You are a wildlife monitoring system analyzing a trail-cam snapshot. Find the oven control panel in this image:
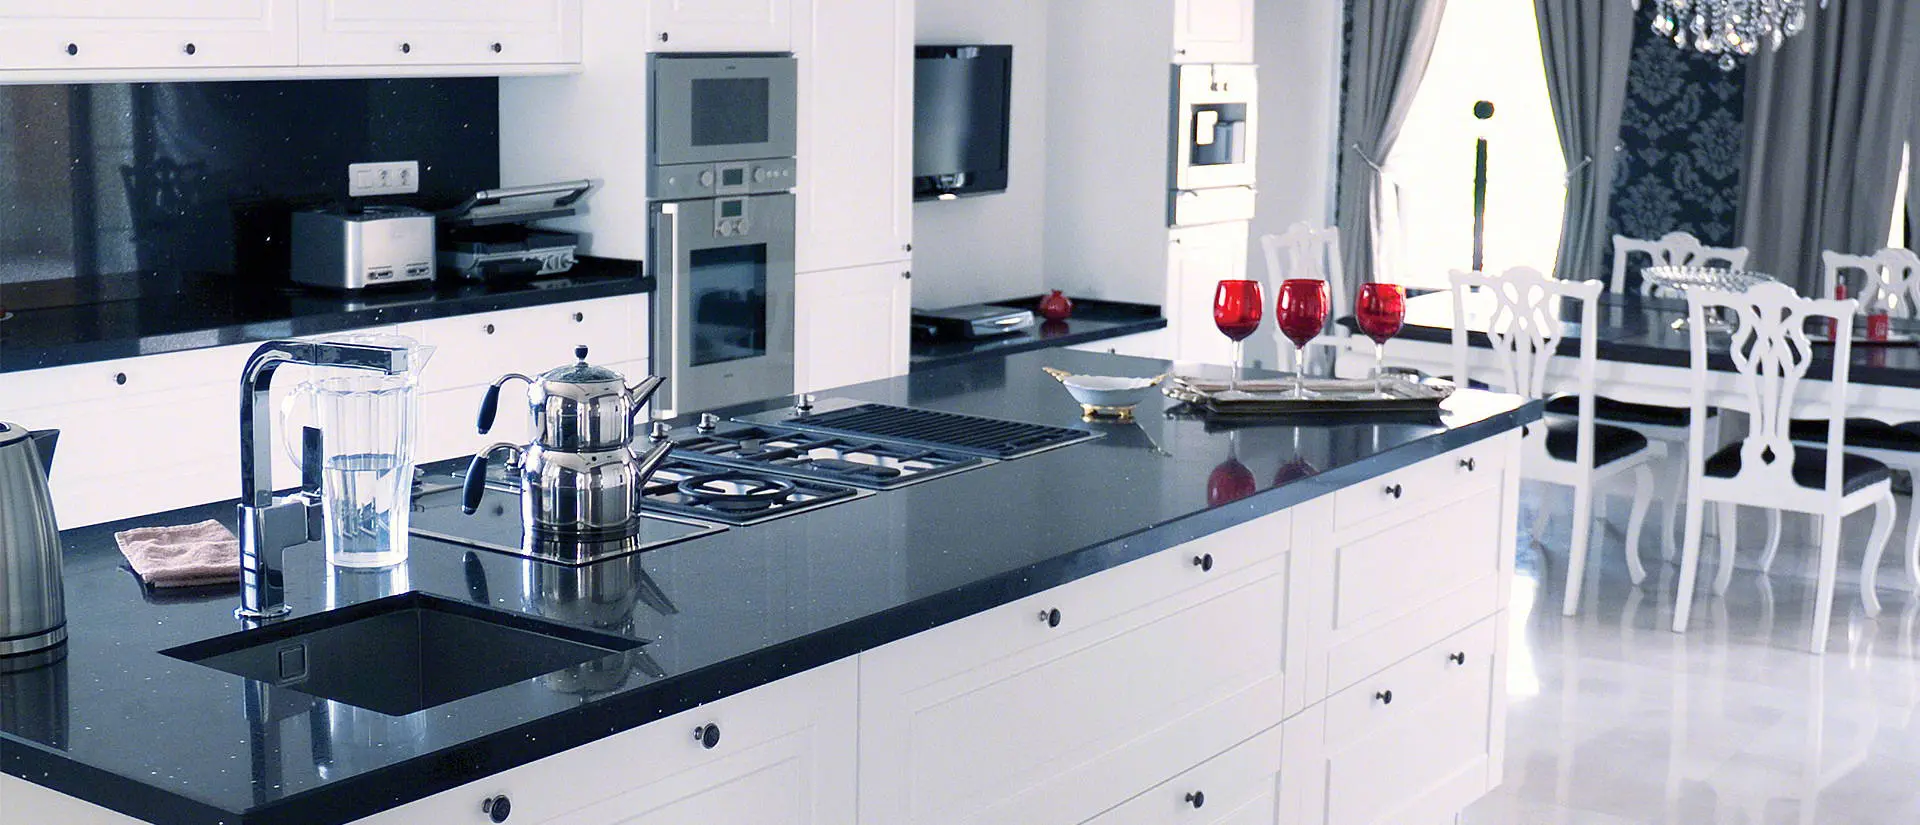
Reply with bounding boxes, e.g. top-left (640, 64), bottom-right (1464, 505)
top-left (649, 158), bottom-right (797, 201)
